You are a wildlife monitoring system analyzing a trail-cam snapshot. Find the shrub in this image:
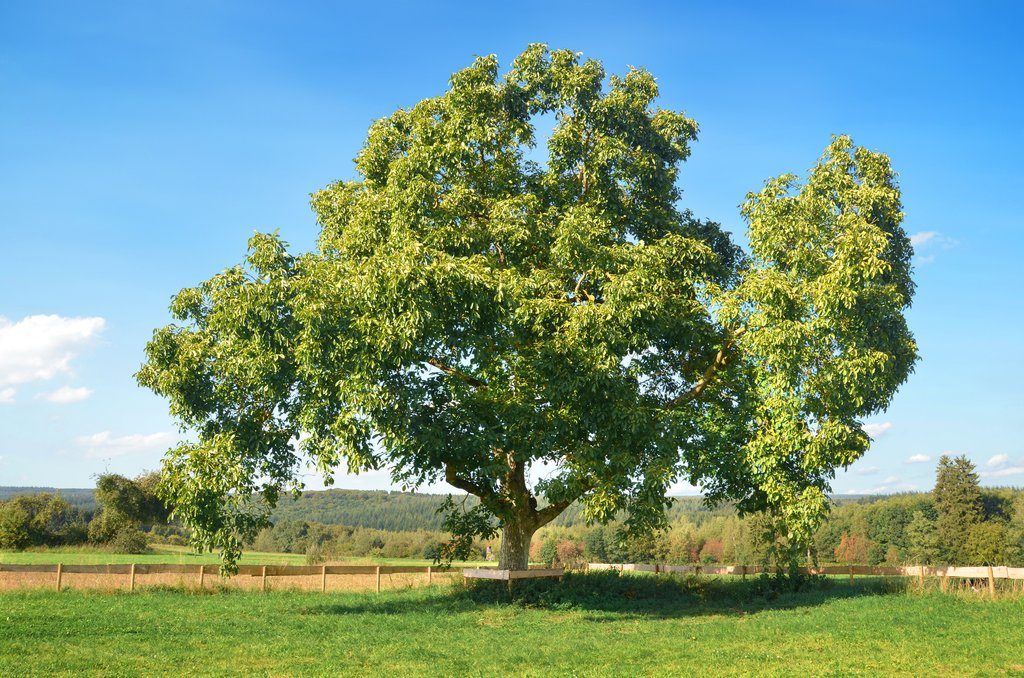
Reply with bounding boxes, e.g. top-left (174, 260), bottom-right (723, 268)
top-left (0, 503), bottom-right (31, 549)
top-left (422, 540), bottom-right (443, 561)
top-left (555, 539), bottom-right (584, 569)
top-left (700, 539), bottom-right (724, 564)
top-left (110, 525), bottom-right (149, 554)
top-left (965, 522), bottom-right (1008, 565)
top-left (834, 533), bottom-right (876, 564)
